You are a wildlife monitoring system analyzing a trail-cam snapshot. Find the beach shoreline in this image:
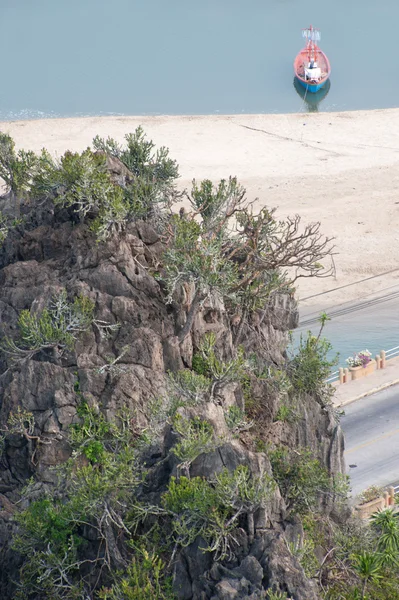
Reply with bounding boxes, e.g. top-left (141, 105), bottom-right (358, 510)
top-left (2, 108), bottom-right (399, 307)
